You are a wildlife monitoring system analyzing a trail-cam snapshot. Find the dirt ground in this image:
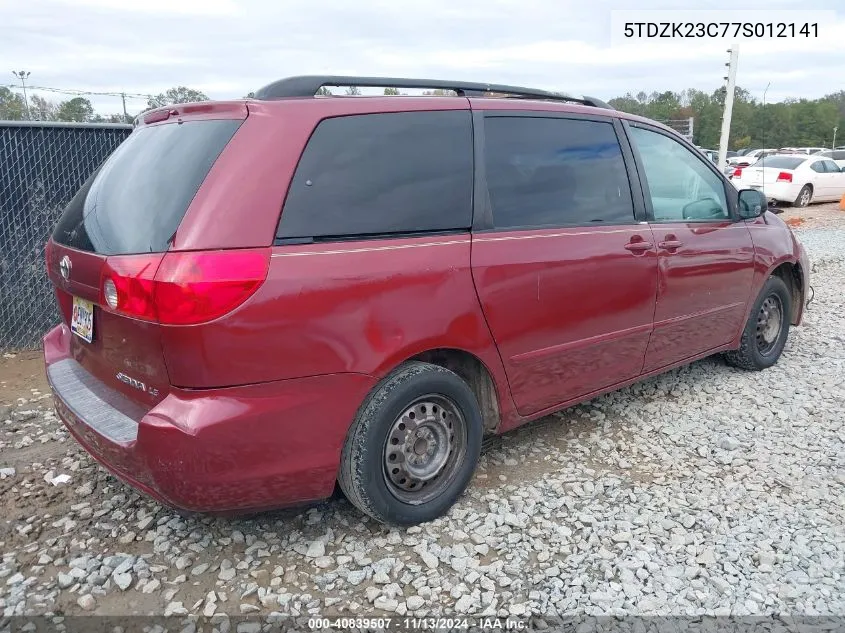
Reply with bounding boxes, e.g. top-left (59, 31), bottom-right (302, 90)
top-left (777, 199), bottom-right (845, 228)
top-left (0, 350), bottom-right (49, 406)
